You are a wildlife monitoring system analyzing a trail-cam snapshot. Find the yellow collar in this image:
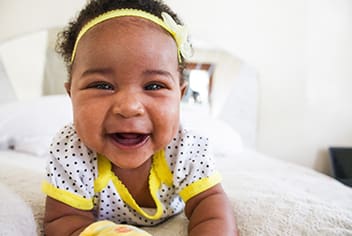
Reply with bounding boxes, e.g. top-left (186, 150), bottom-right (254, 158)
top-left (94, 150), bottom-right (173, 220)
